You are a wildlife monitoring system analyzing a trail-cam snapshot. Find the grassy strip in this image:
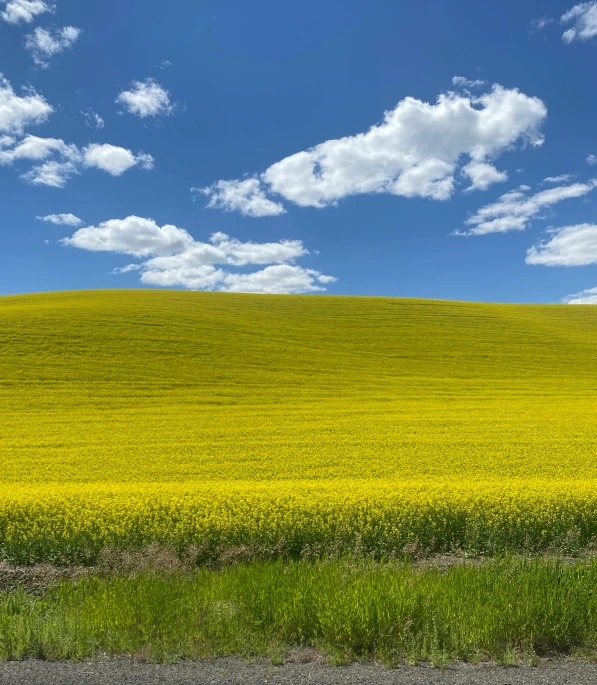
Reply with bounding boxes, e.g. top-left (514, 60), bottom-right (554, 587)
top-left (1, 558), bottom-right (597, 664)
